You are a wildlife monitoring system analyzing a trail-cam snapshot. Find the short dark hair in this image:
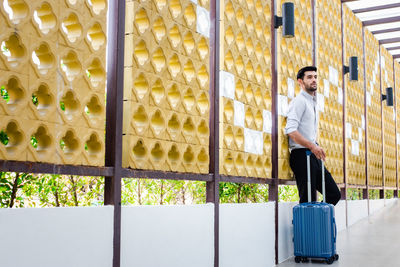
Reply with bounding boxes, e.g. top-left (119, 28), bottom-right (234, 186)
top-left (297, 66), bottom-right (317, 80)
